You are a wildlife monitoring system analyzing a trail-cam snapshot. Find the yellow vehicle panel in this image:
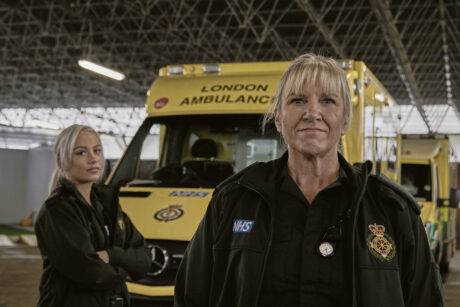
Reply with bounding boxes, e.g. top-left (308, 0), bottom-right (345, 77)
top-left (419, 201), bottom-right (436, 224)
top-left (147, 63), bottom-right (289, 116)
top-left (119, 187), bottom-right (213, 241)
top-left (127, 282), bottom-right (174, 297)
